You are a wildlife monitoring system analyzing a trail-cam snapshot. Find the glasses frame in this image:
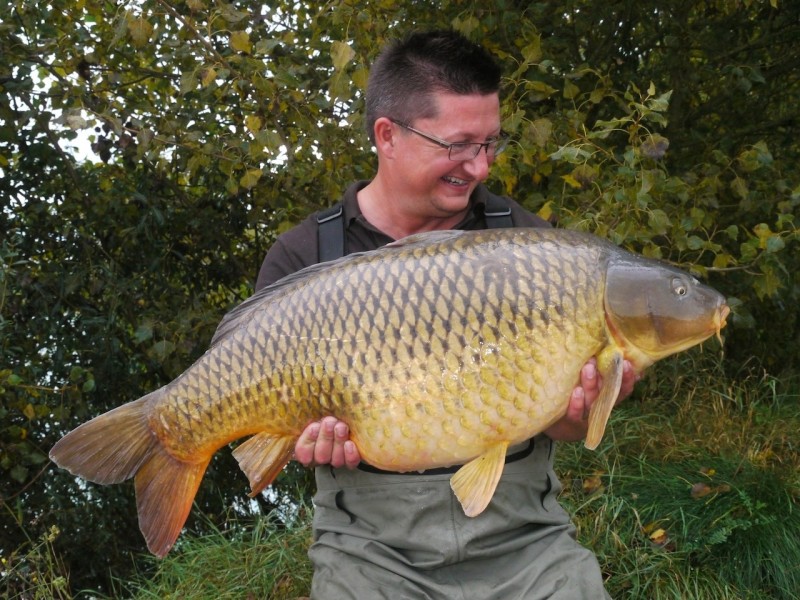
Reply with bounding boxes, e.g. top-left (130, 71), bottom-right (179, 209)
top-left (390, 119), bottom-right (509, 161)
